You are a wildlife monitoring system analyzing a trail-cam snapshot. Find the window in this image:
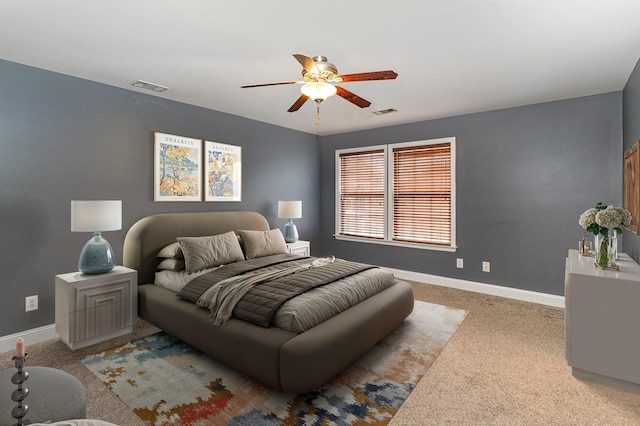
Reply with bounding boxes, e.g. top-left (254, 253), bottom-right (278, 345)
top-left (337, 148), bottom-right (386, 240)
top-left (336, 137), bottom-right (456, 251)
